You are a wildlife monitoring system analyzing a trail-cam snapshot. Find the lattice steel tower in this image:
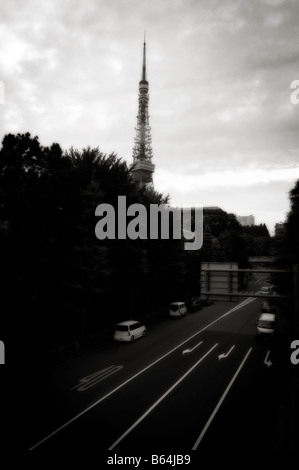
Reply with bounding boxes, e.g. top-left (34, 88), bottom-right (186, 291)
top-left (130, 36), bottom-right (155, 188)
